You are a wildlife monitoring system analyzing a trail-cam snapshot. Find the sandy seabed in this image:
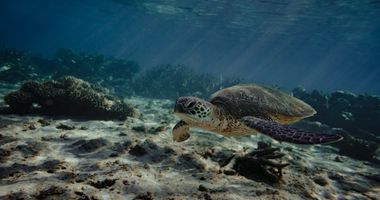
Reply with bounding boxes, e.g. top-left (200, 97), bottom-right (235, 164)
top-left (0, 97), bottom-right (379, 200)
